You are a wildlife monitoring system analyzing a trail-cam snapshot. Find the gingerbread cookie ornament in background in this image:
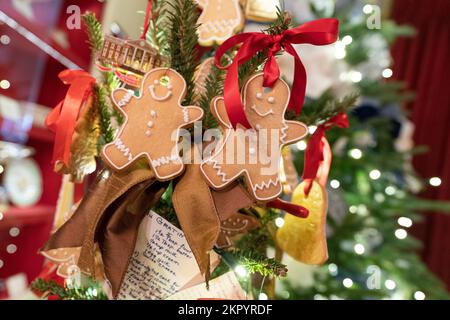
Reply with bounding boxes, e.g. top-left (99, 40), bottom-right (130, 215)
top-left (195, 0), bottom-right (244, 46)
top-left (201, 73), bottom-right (308, 201)
top-left (102, 68), bottom-right (204, 180)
